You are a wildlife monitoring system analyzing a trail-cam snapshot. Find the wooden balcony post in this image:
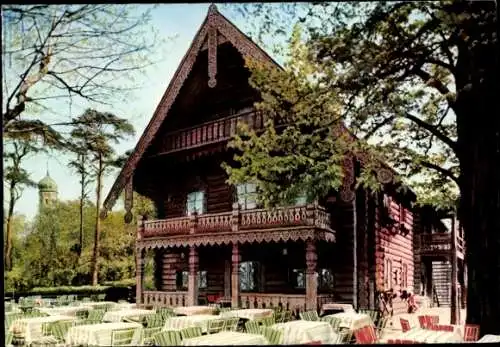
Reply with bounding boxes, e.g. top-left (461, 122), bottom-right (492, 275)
top-left (187, 246), bottom-right (199, 306)
top-left (231, 243), bottom-right (240, 308)
top-left (232, 202), bottom-right (240, 232)
top-left (137, 216), bottom-right (144, 241)
top-left (136, 249), bottom-right (145, 306)
top-left (306, 203), bottom-right (316, 226)
top-left (305, 240), bottom-right (318, 311)
top-left (189, 211), bottom-right (198, 234)
top-left (450, 216), bottom-right (459, 324)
